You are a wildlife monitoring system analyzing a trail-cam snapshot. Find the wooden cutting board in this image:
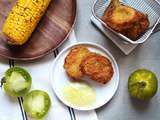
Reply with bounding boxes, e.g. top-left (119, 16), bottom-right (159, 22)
top-left (0, 0), bottom-right (76, 60)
